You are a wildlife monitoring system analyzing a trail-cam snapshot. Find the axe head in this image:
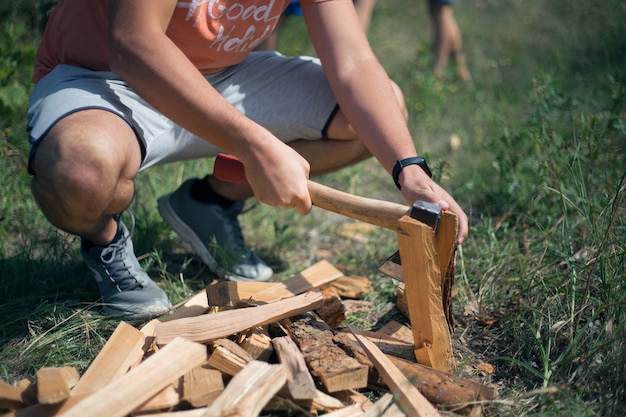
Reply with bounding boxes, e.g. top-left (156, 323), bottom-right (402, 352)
top-left (377, 200), bottom-right (441, 282)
